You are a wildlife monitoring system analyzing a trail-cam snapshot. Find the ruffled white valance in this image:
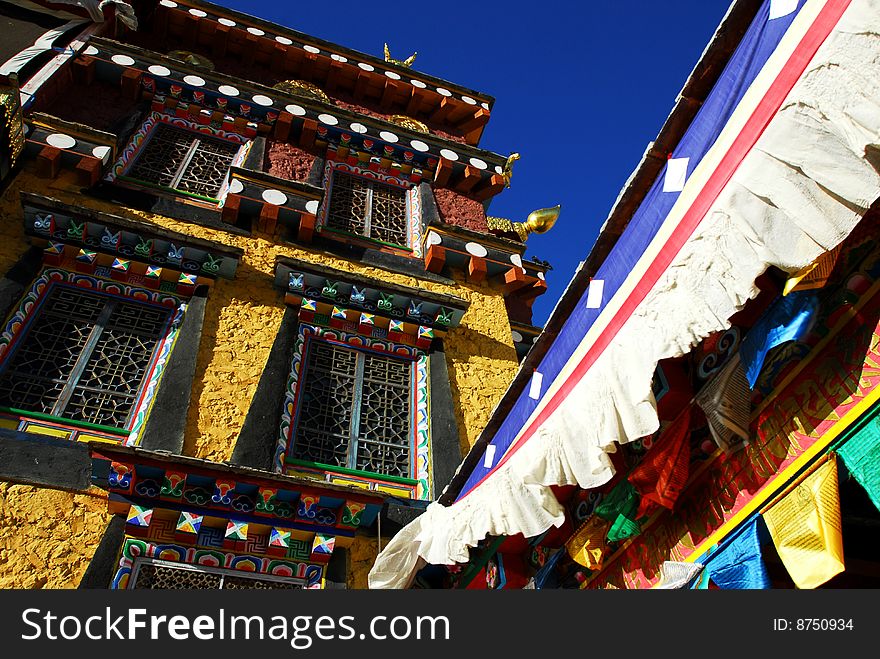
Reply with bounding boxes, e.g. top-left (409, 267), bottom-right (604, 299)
top-left (370, 0), bottom-right (880, 589)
